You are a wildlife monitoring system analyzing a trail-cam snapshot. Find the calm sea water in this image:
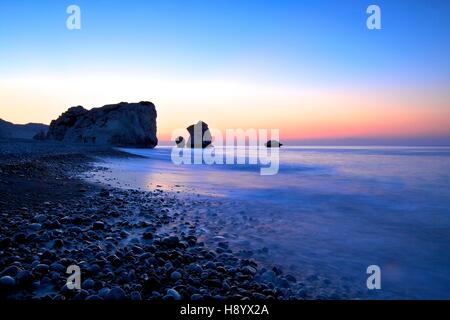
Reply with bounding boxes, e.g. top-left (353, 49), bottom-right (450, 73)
top-left (87, 146), bottom-right (450, 299)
